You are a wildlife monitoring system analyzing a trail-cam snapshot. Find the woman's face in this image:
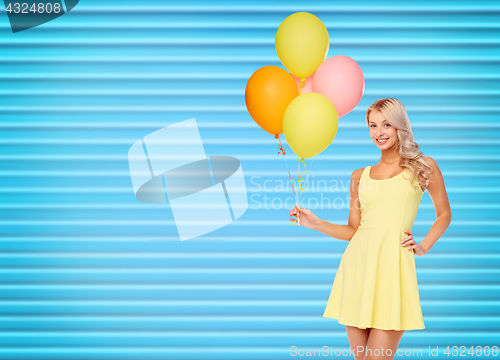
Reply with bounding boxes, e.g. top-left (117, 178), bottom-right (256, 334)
top-left (368, 110), bottom-right (398, 149)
